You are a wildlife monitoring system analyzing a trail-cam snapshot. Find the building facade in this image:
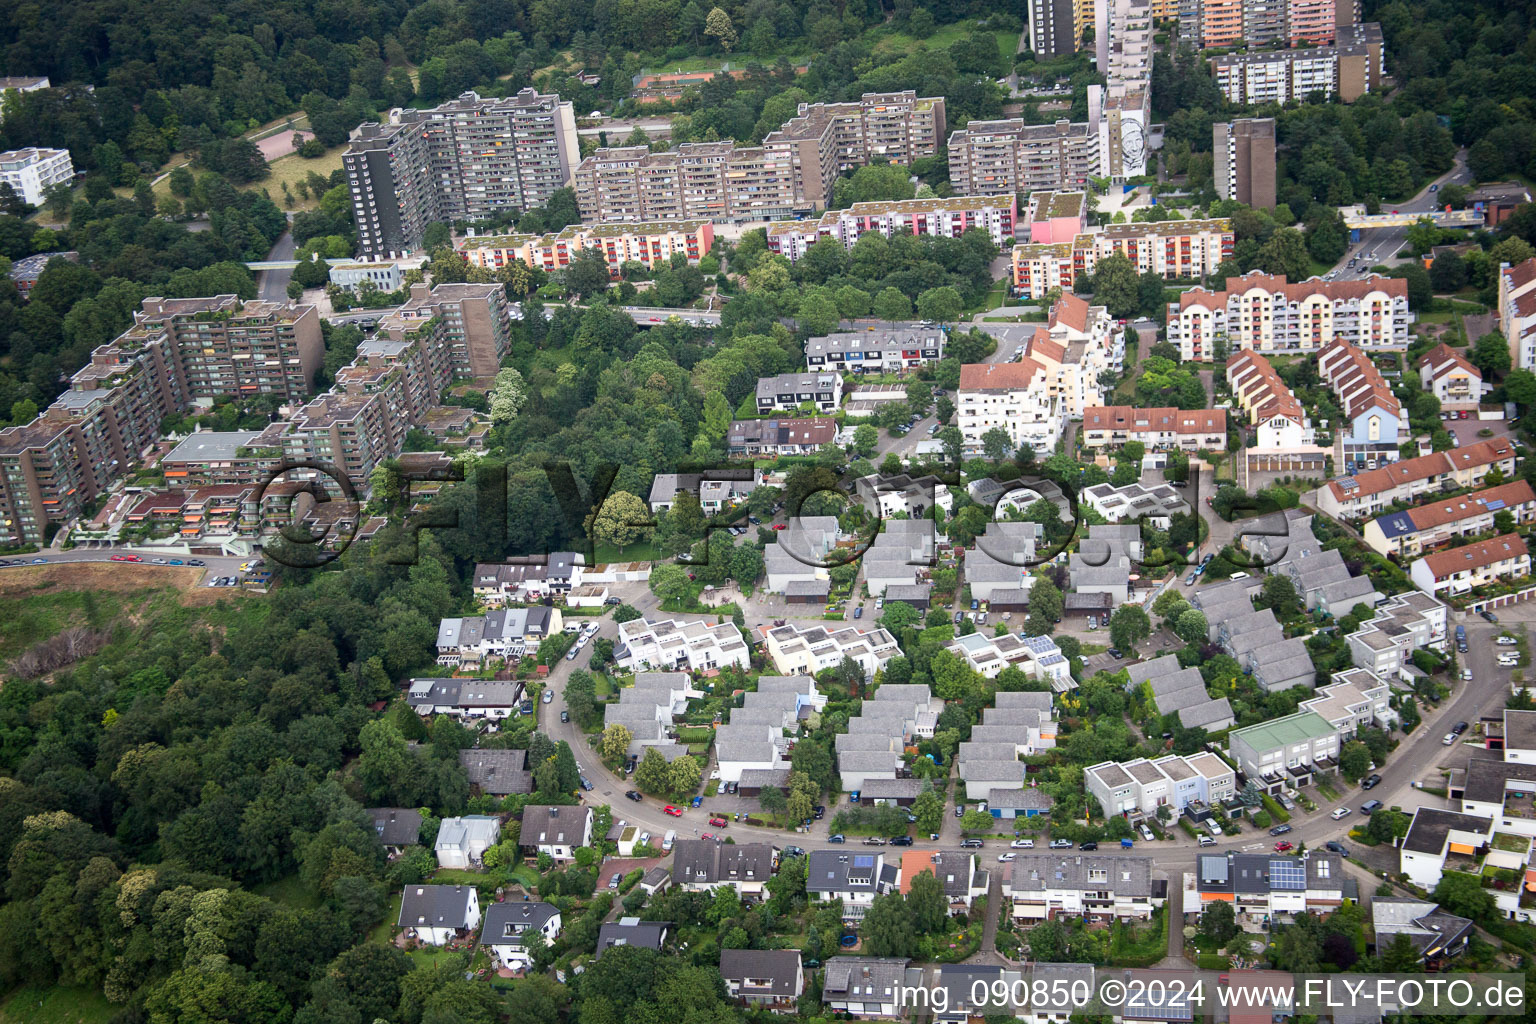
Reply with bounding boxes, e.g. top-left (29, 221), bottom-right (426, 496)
top-left (1213, 119), bottom-right (1276, 211)
top-left (0, 146), bottom-right (73, 205)
top-left (1210, 23), bottom-right (1384, 104)
top-left (766, 195), bottom-right (1017, 259)
top-left (460, 220), bottom-right (715, 277)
